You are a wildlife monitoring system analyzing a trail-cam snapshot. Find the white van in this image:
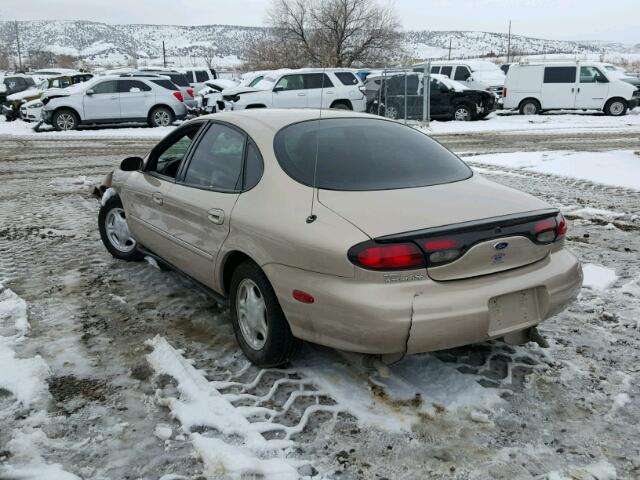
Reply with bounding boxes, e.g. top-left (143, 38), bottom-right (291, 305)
top-left (503, 61), bottom-right (639, 116)
top-left (413, 60), bottom-right (506, 97)
top-left (174, 68), bottom-right (217, 92)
